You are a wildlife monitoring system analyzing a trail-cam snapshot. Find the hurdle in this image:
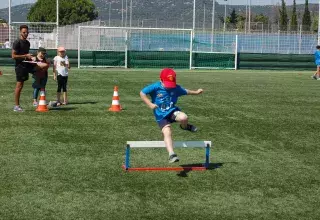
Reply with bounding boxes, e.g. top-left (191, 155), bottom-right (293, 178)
top-left (122, 141), bottom-right (212, 172)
